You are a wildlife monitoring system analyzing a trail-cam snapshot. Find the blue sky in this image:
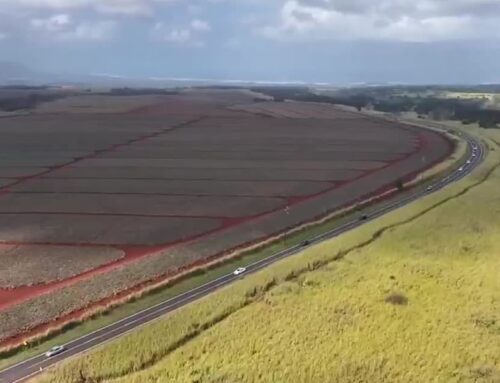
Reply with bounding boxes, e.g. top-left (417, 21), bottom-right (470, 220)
top-left (0, 0), bottom-right (499, 84)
